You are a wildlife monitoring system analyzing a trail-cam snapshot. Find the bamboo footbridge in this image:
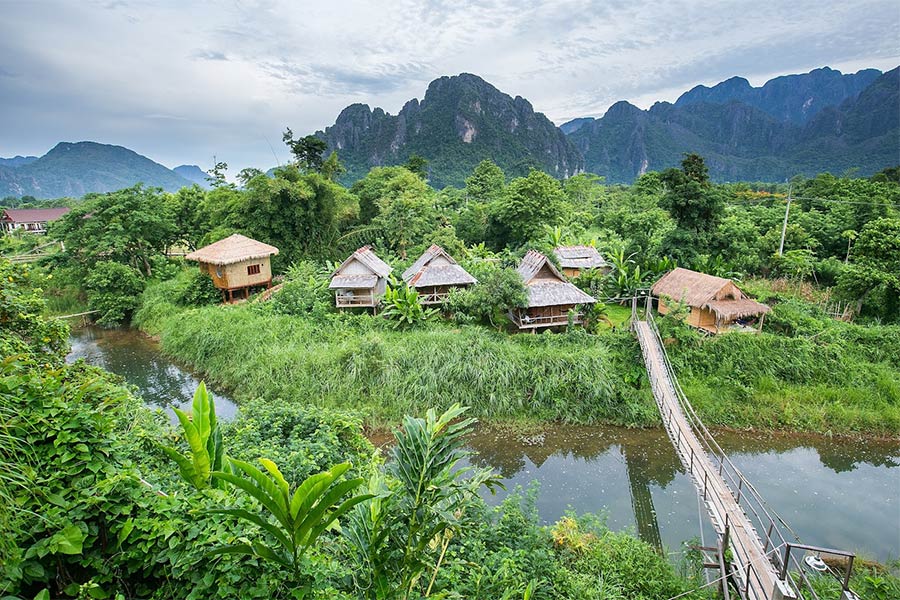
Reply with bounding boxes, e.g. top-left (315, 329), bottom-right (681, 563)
top-left (630, 296), bottom-right (859, 600)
